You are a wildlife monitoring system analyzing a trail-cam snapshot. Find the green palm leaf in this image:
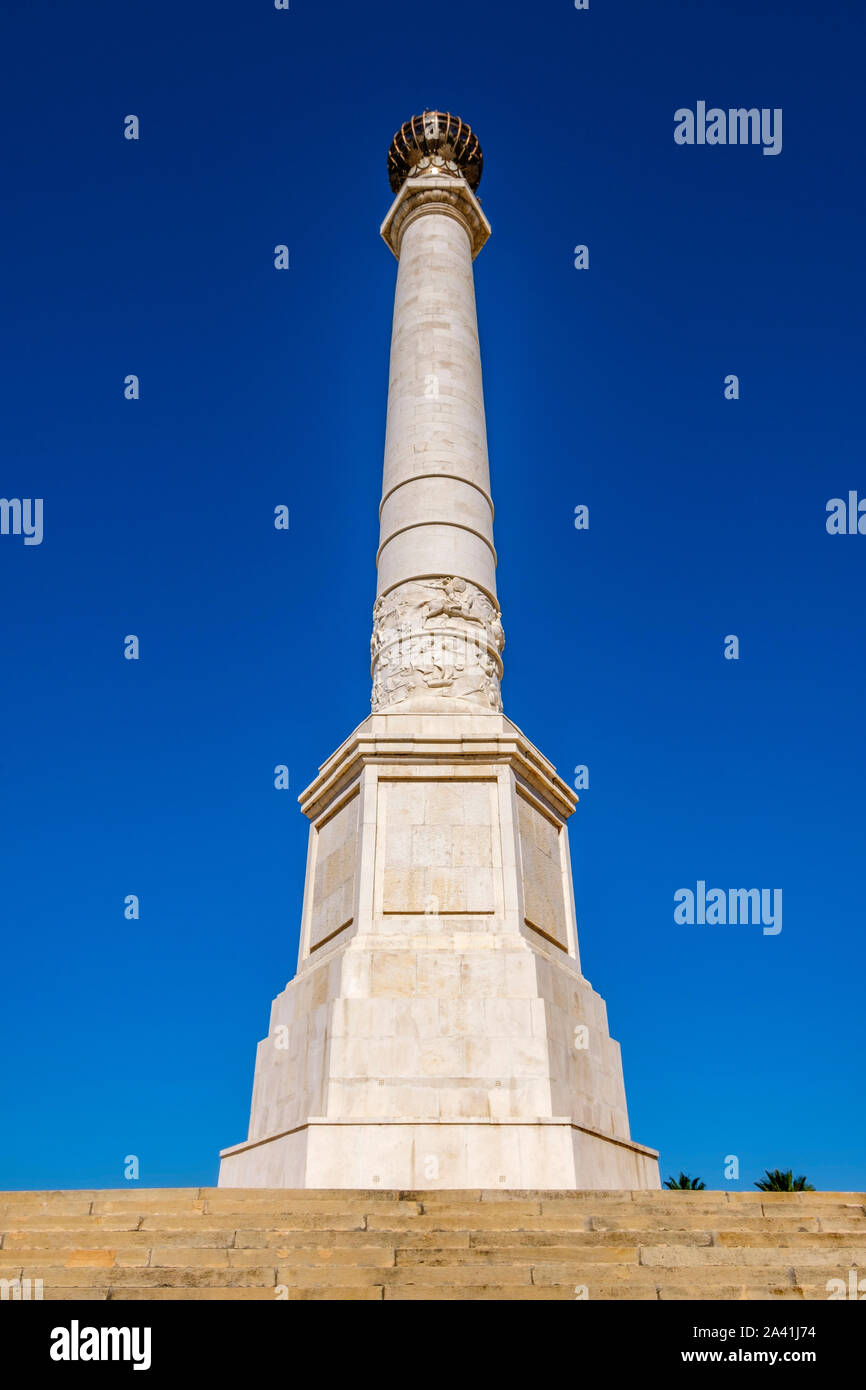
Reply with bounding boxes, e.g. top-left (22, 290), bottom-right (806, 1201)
top-left (754, 1168), bottom-right (815, 1192)
top-left (664, 1171), bottom-right (705, 1190)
